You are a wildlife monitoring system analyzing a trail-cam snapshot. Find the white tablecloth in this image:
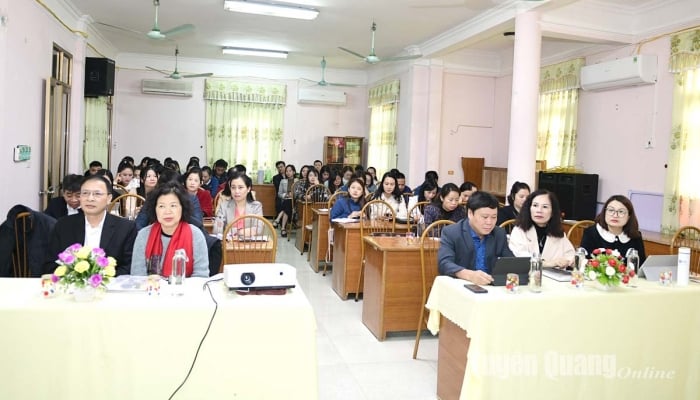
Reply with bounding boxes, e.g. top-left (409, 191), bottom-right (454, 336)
top-left (0, 276), bottom-right (318, 400)
top-left (426, 276), bottom-right (700, 400)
